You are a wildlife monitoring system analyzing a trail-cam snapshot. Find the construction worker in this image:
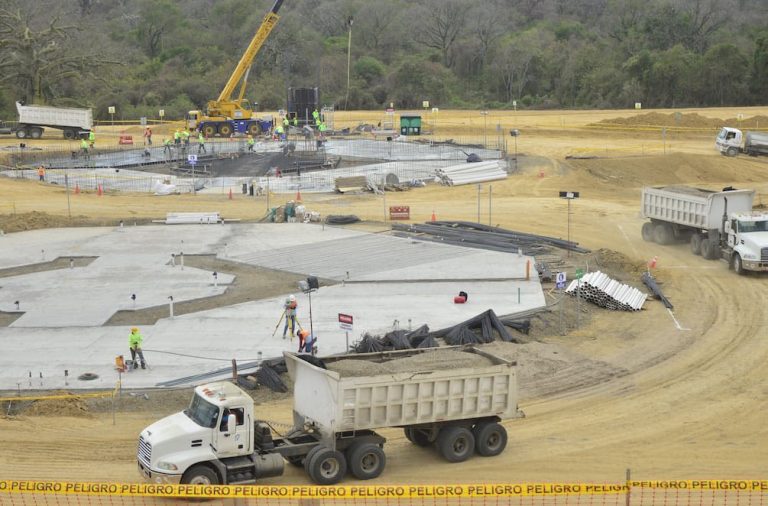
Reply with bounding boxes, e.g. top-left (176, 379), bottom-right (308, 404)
top-left (88, 129), bottom-right (96, 149)
top-left (37, 165), bottom-right (45, 182)
top-left (283, 116), bottom-right (290, 134)
top-left (174, 129), bottom-right (181, 146)
top-left (282, 295), bottom-right (298, 339)
top-left (312, 108), bottom-right (319, 124)
top-left (182, 129), bottom-right (191, 146)
top-left (197, 132), bottom-right (206, 153)
top-left (274, 124), bottom-right (284, 141)
top-left (318, 122), bottom-right (327, 139)
top-left (292, 116), bottom-right (298, 127)
top-left (128, 327), bottom-right (147, 369)
top-left (144, 126), bottom-right (152, 145)
top-left (163, 138), bottom-right (172, 155)
top-left (80, 138), bottom-right (89, 158)
top-left (297, 329), bottom-right (316, 354)
top-left (247, 134), bottom-right (255, 151)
